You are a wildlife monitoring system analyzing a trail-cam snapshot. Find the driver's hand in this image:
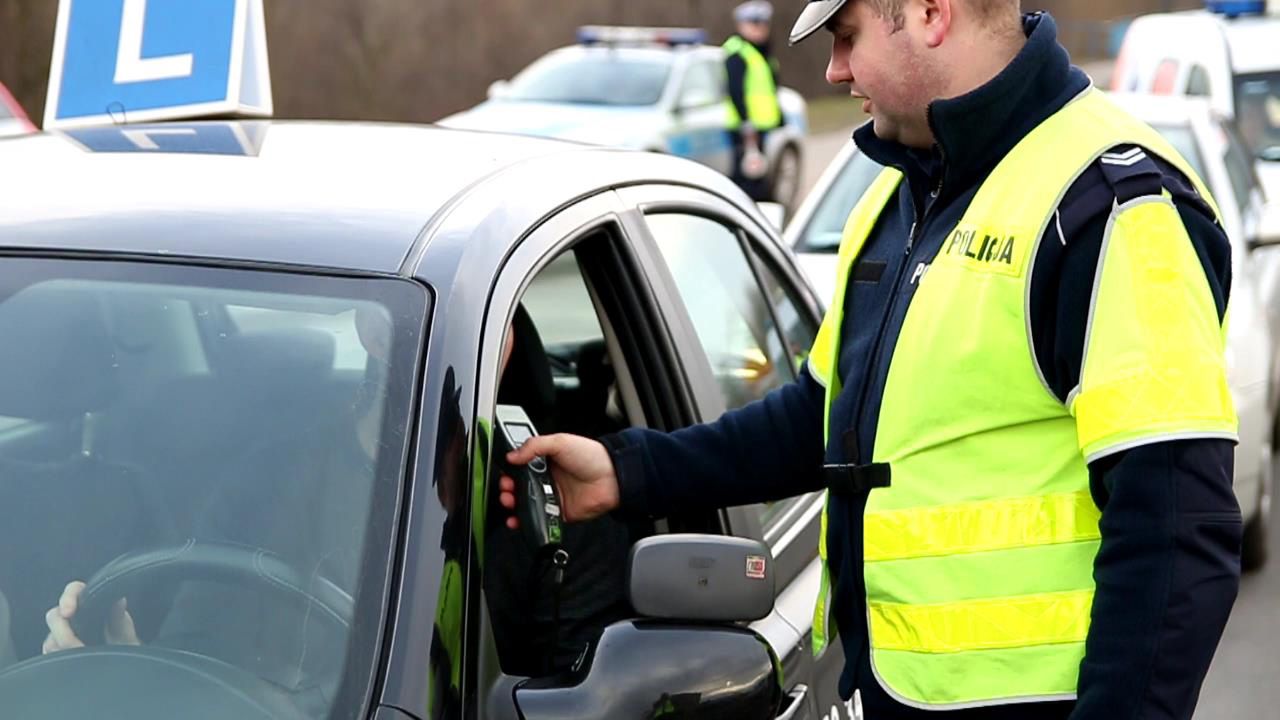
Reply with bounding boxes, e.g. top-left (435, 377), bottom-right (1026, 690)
top-left (42, 580), bottom-right (139, 654)
top-left (499, 433), bottom-right (619, 528)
